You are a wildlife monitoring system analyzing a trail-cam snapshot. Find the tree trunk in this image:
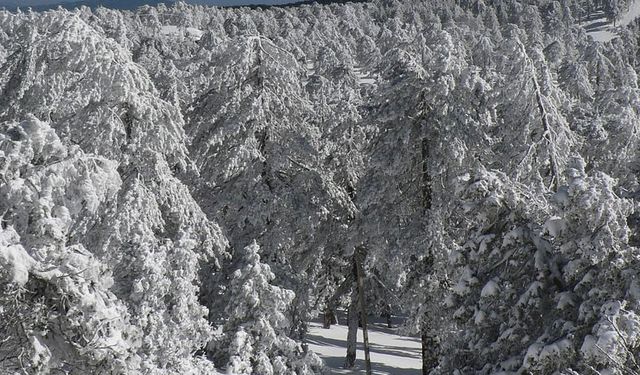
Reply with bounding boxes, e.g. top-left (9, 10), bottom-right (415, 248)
top-left (515, 39), bottom-right (559, 193)
top-left (355, 246), bottom-right (372, 375)
top-left (344, 291), bottom-right (358, 368)
top-left (323, 307), bottom-right (337, 329)
top-left (416, 104), bottom-right (438, 375)
top-left (421, 326), bottom-right (439, 375)
top-left (421, 137), bottom-right (432, 211)
top-left (384, 304), bottom-right (392, 328)
top-left (531, 73), bottom-right (559, 192)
